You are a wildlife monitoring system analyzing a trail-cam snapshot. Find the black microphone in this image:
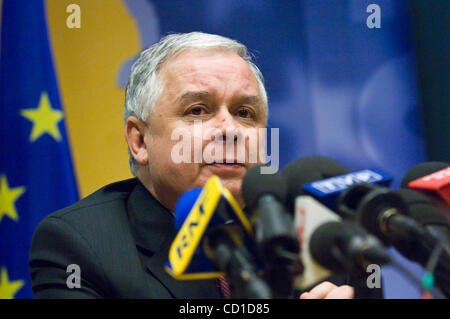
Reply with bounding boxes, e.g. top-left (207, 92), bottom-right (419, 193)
top-left (399, 162), bottom-right (450, 268)
top-left (203, 226), bottom-right (272, 299)
top-left (337, 182), bottom-right (448, 262)
top-left (337, 183), bottom-right (424, 247)
top-left (308, 220), bottom-right (404, 299)
top-left (241, 165), bottom-right (301, 298)
top-left (395, 189), bottom-right (450, 297)
top-left (395, 188), bottom-right (449, 231)
top-left (309, 220), bottom-right (391, 273)
top-left (400, 162), bottom-right (450, 267)
top-left (396, 189), bottom-right (450, 259)
top-left (338, 183), bottom-right (450, 297)
top-left (281, 156), bottom-right (351, 212)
